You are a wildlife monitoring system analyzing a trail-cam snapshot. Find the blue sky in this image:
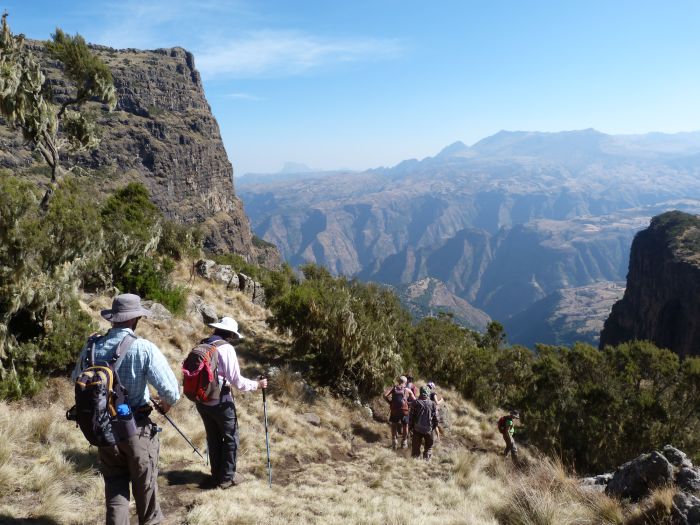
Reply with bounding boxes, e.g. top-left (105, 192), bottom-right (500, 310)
top-left (4, 1), bottom-right (700, 175)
